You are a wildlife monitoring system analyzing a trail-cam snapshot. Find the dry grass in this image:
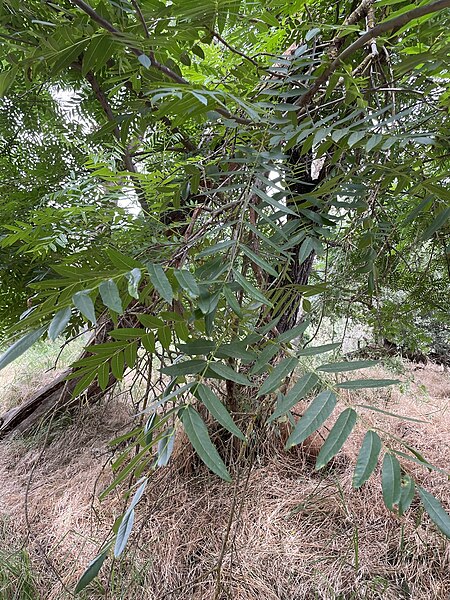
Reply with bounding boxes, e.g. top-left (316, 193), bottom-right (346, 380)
top-left (0, 361), bottom-right (448, 599)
